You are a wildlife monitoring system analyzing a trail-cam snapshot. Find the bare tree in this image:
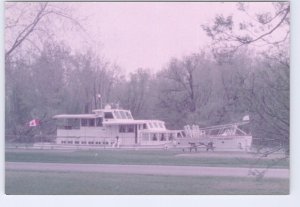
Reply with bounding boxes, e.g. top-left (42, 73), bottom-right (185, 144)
top-left (157, 53), bottom-right (212, 126)
top-left (202, 2), bottom-right (290, 154)
top-left (202, 2), bottom-right (290, 61)
top-left (112, 68), bottom-right (152, 118)
top-left (5, 2), bottom-right (84, 61)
